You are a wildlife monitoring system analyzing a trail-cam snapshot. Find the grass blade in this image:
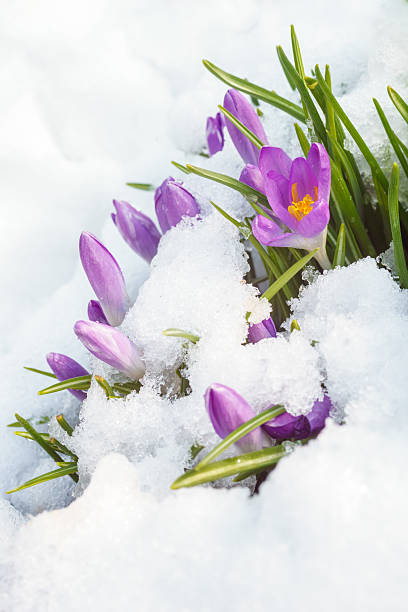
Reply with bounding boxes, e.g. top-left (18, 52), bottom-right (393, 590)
top-left (388, 163), bottom-right (408, 288)
top-left (373, 98), bottom-right (408, 178)
top-left (202, 59), bottom-right (305, 122)
top-left (261, 249), bottom-right (318, 302)
top-left (38, 375), bottom-right (92, 395)
top-left (6, 465), bottom-right (78, 494)
top-left (218, 105), bottom-right (264, 149)
top-left (196, 405), bottom-right (285, 468)
top-left (126, 182), bottom-right (154, 191)
top-left (387, 86), bottom-right (408, 124)
top-left (56, 414), bottom-right (74, 436)
top-left (186, 164), bottom-right (269, 207)
top-left (332, 223), bottom-right (346, 268)
top-left (162, 328), bottom-right (200, 343)
top-left (171, 445), bottom-right (288, 489)
top-left (24, 367), bottom-right (57, 379)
